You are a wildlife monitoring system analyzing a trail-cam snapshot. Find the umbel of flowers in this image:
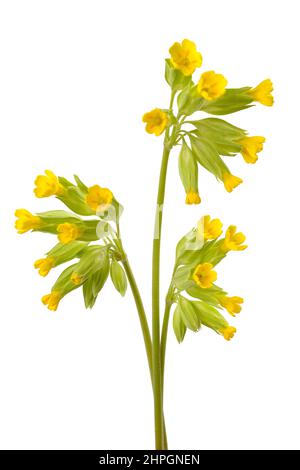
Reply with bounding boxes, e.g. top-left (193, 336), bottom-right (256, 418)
top-left (15, 39), bottom-right (273, 451)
